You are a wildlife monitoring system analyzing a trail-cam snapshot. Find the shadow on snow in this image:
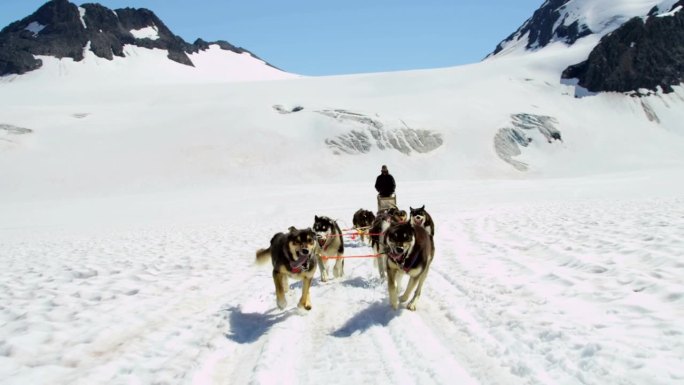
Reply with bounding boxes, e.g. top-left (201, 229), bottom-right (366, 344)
top-left (339, 276), bottom-right (384, 289)
top-left (331, 301), bottom-right (399, 338)
top-left (224, 306), bottom-right (294, 344)
top-left (343, 241), bottom-right (372, 249)
top-left (289, 276), bottom-right (382, 290)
